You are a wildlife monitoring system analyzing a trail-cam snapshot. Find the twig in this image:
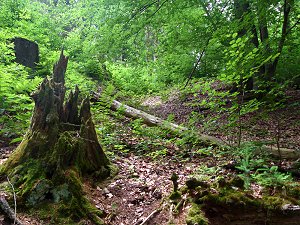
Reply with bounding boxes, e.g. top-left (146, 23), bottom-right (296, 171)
top-left (168, 204), bottom-right (174, 223)
top-left (275, 115), bottom-right (282, 164)
top-left (286, 15), bottom-right (300, 35)
top-left (7, 176), bottom-right (16, 225)
top-left (126, 0), bottom-right (160, 25)
top-left (175, 198), bottom-right (185, 212)
top-left (139, 208), bottom-right (162, 225)
top-left (183, 39), bottom-right (210, 89)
